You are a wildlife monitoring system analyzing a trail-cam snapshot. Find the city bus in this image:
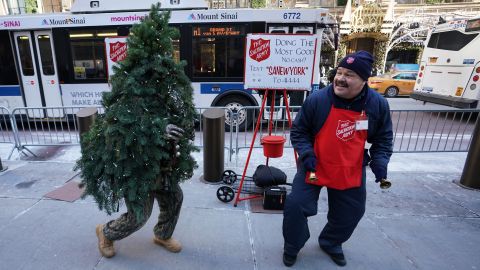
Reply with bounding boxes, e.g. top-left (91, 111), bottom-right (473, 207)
top-left (0, 0), bottom-right (336, 129)
top-left (411, 16), bottom-right (480, 109)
